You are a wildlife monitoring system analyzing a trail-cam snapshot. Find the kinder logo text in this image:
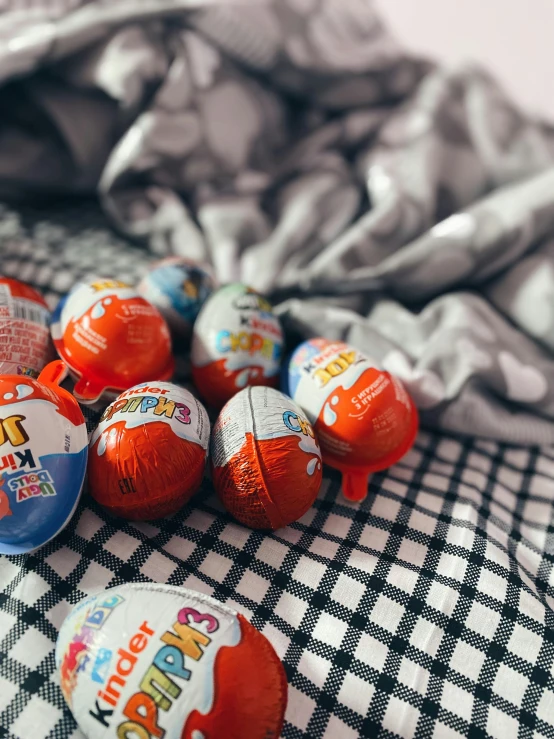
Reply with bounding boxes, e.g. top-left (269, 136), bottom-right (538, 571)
top-left (90, 606), bottom-right (220, 738)
top-left (216, 330), bottom-right (281, 362)
top-left (101, 389), bottom-right (191, 425)
top-left (9, 469), bottom-right (56, 502)
top-left (247, 316), bottom-right (282, 340)
top-left (283, 411), bottom-right (315, 439)
top-left (0, 448), bottom-right (36, 473)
